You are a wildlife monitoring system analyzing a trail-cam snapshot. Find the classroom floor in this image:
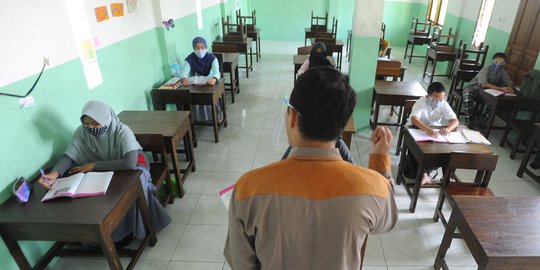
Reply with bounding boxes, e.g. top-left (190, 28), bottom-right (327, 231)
top-left (52, 42), bottom-right (540, 270)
